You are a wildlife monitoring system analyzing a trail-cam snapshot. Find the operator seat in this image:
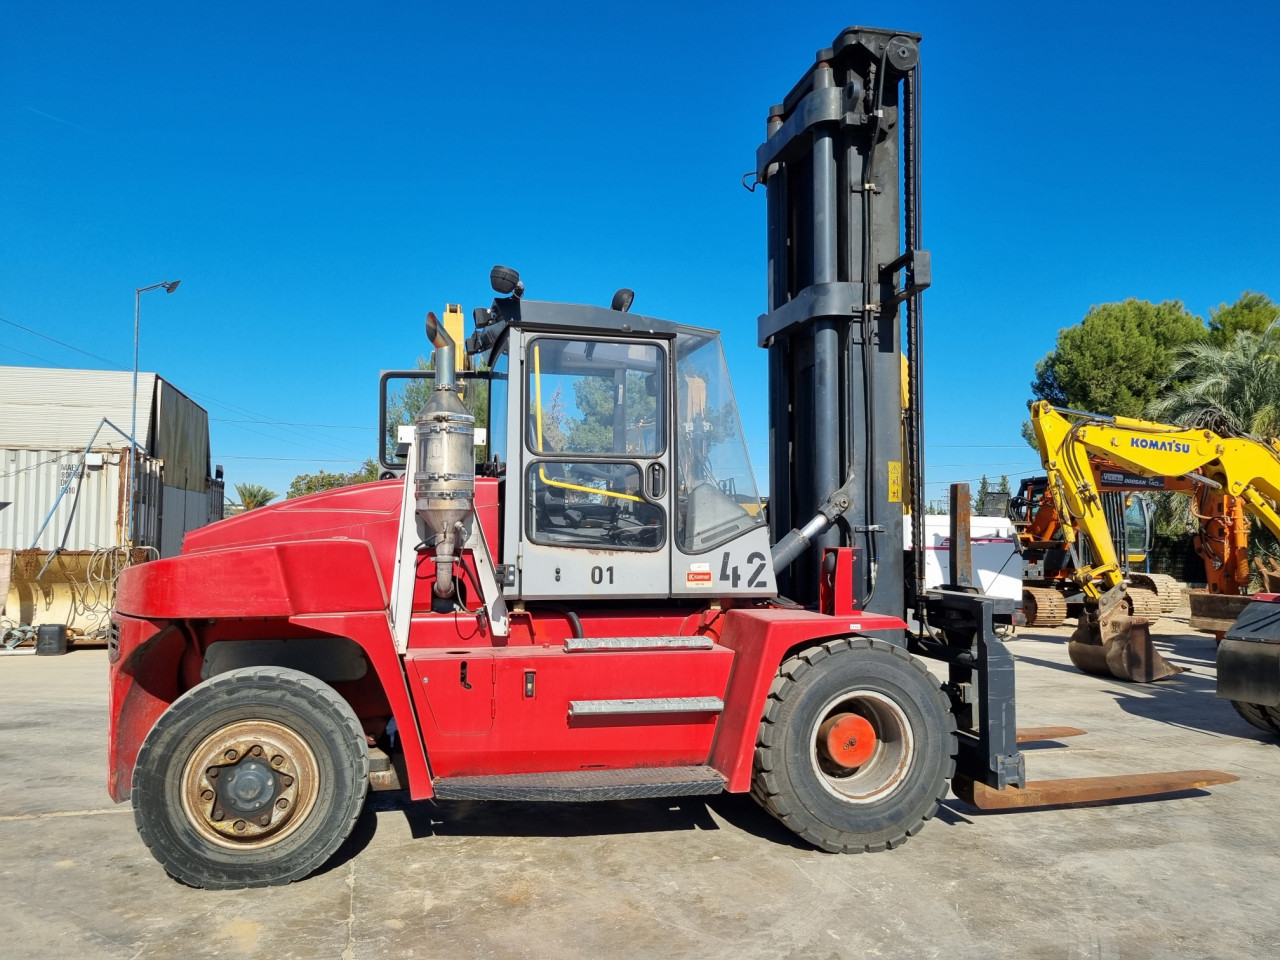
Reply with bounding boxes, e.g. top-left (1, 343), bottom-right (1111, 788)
top-left (526, 416), bottom-right (583, 535)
